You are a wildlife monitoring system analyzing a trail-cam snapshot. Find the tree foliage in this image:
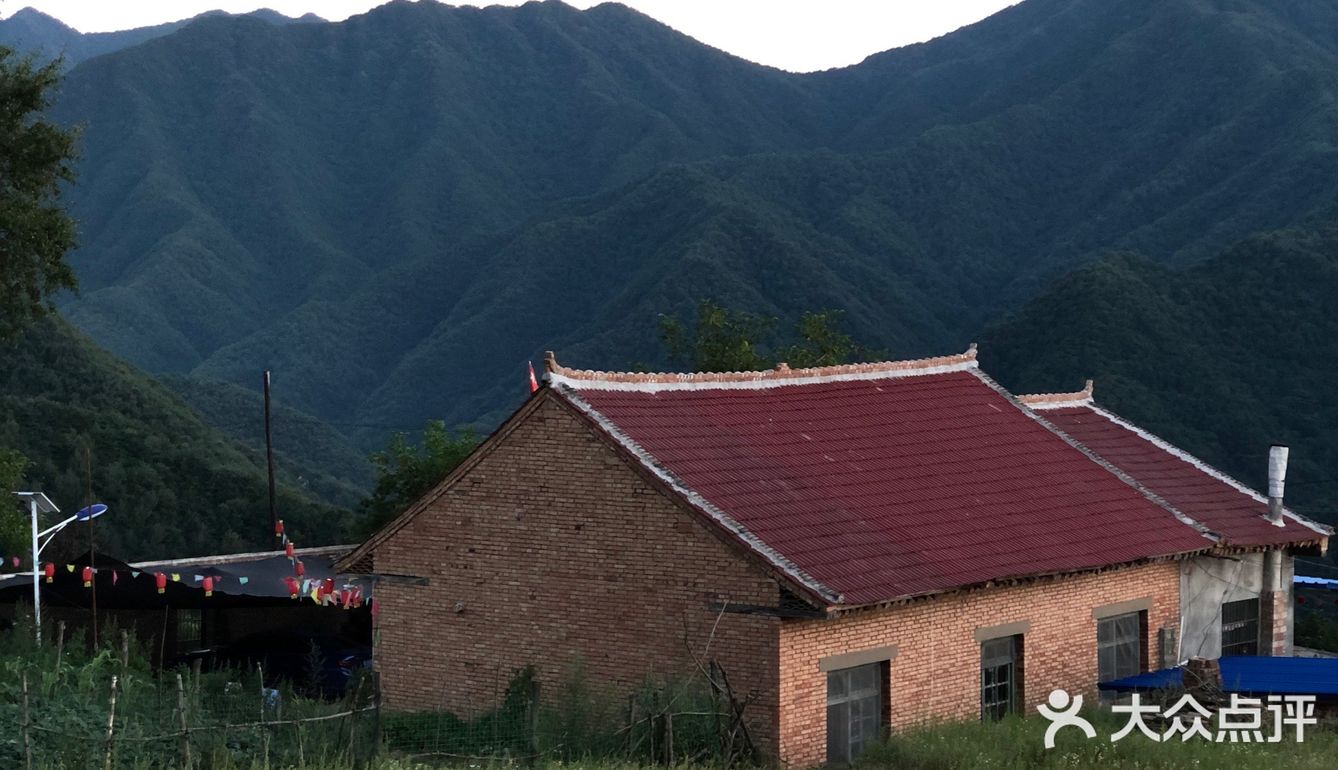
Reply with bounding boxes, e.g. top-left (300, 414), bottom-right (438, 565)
top-left (0, 318), bottom-right (351, 560)
top-left (0, 45), bottom-right (76, 340)
top-left (982, 222), bottom-right (1338, 530)
top-left (659, 300), bottom-right (879, 372)
top-left (0, 448), bottom-right (28, 567)
top-left (359, 421), bottom-right (478, 536)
